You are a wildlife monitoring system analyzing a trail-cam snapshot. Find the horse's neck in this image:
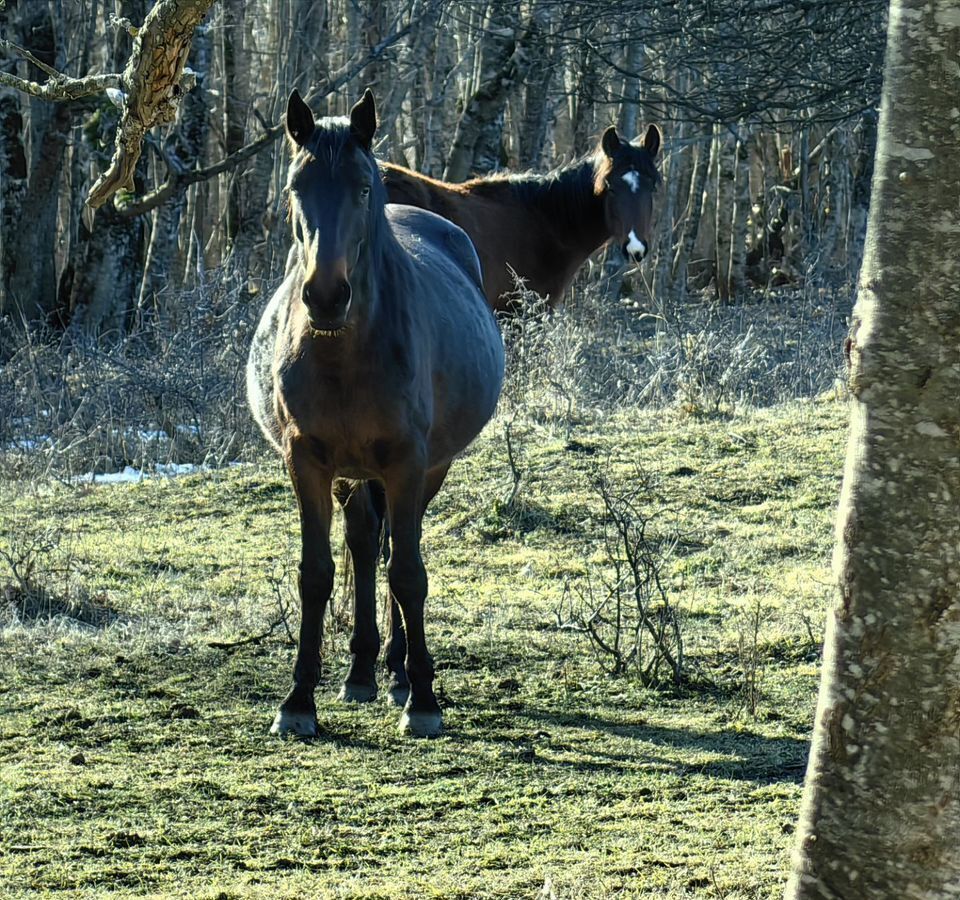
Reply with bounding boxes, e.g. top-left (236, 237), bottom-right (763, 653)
top-left (535, 163), bottom-right (609, 258)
